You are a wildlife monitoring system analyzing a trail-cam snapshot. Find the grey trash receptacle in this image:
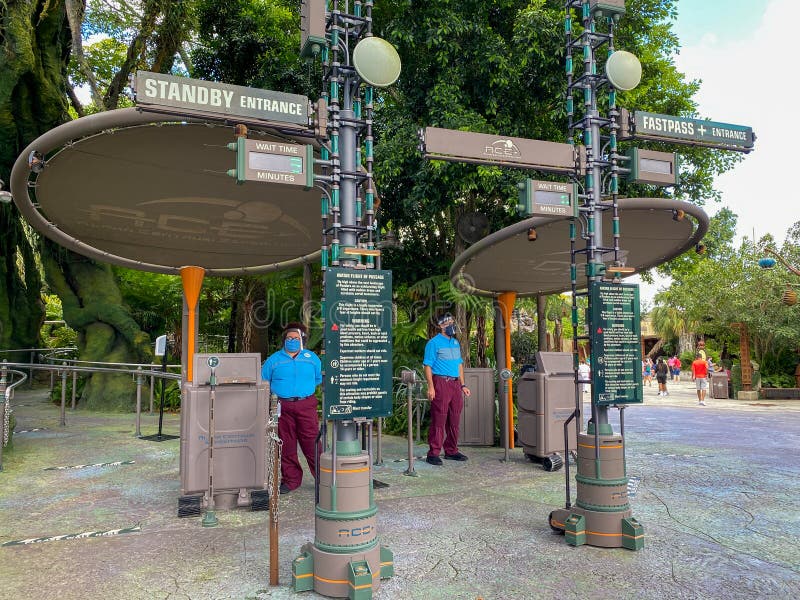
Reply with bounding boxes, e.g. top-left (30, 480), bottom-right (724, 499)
top-left (711, 371), bottom-right (729, 399)
top-left (516, 352), bottom-right (577, 471)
